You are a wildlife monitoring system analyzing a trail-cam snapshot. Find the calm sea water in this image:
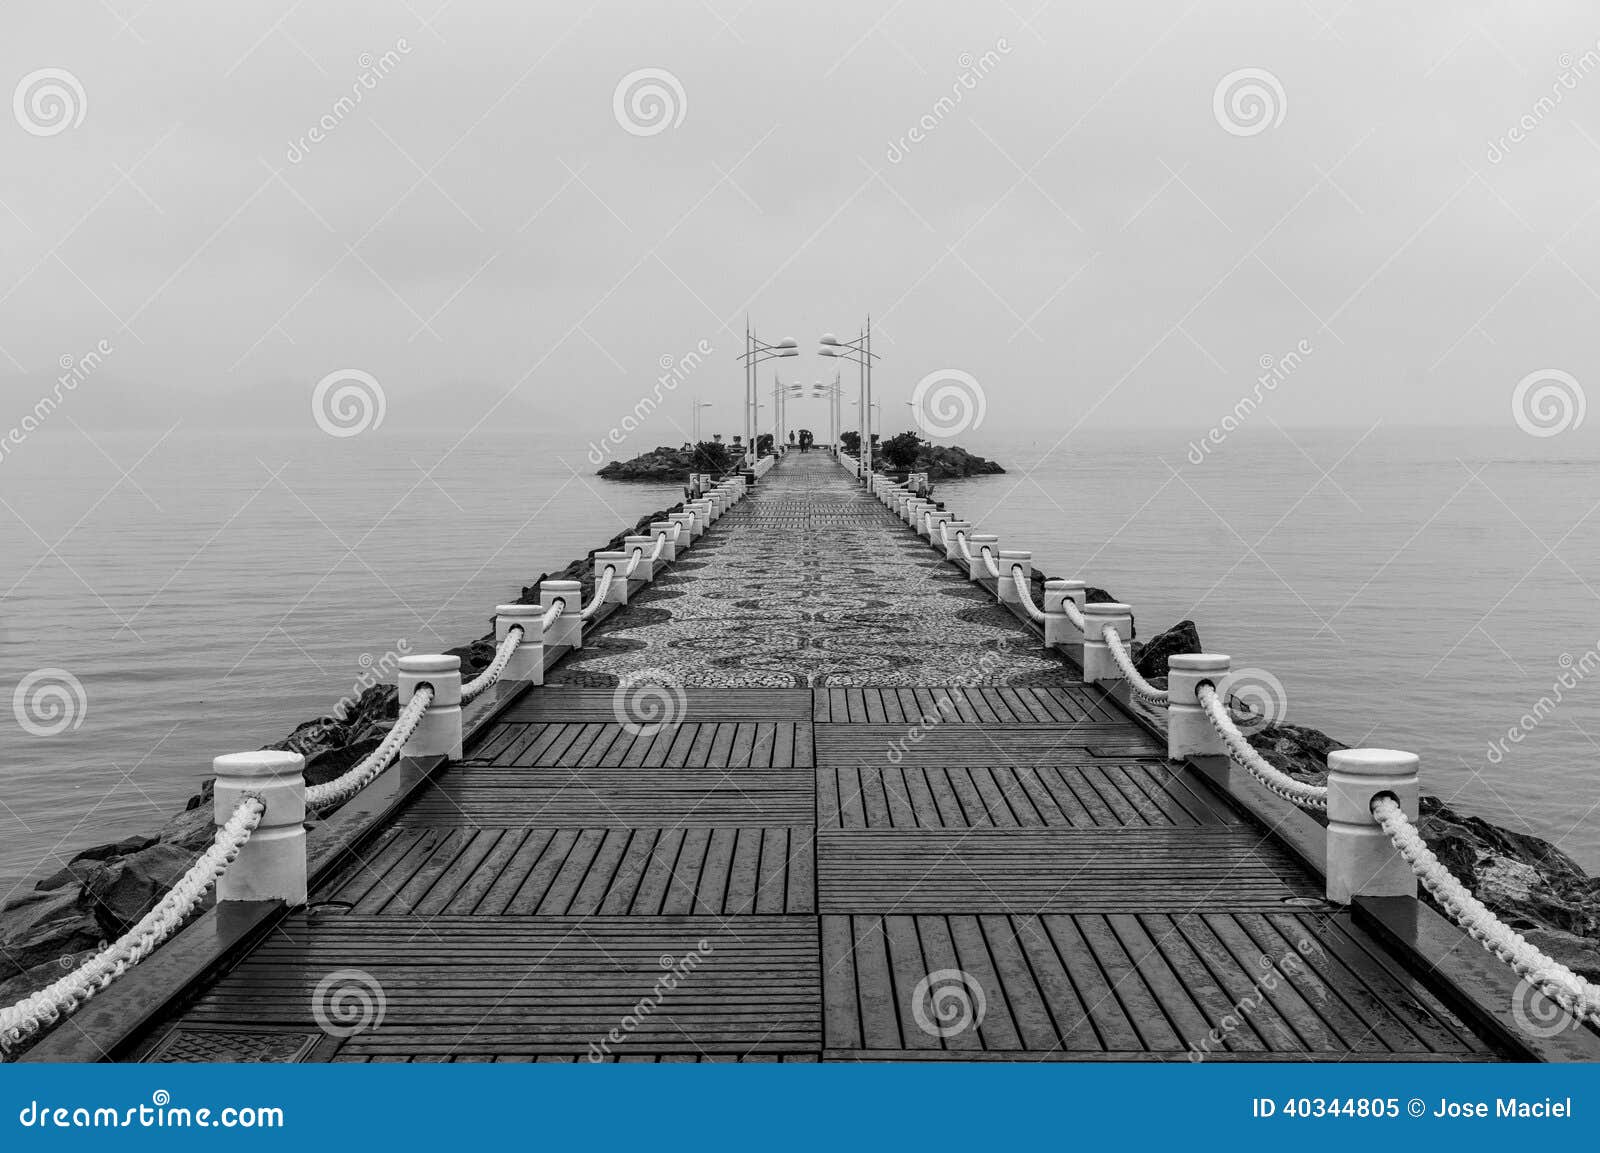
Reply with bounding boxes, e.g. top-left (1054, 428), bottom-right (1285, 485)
top-left (3, 426), bottom-right (1597, 893)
